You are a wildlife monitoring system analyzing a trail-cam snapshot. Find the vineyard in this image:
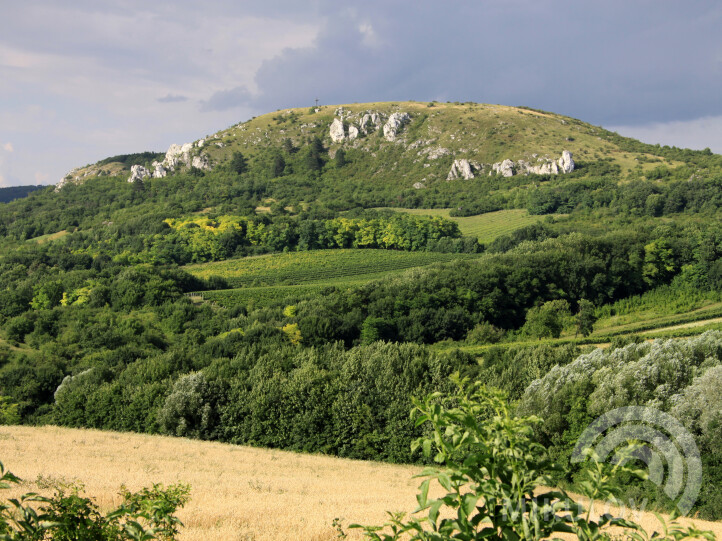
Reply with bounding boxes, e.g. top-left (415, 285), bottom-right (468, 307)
top-left (184, 249), bottom-right (480, 288)
top-left (199, 280), bottom-right (365, 308)
top-left (381, 208), bottom-right (545, 243)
